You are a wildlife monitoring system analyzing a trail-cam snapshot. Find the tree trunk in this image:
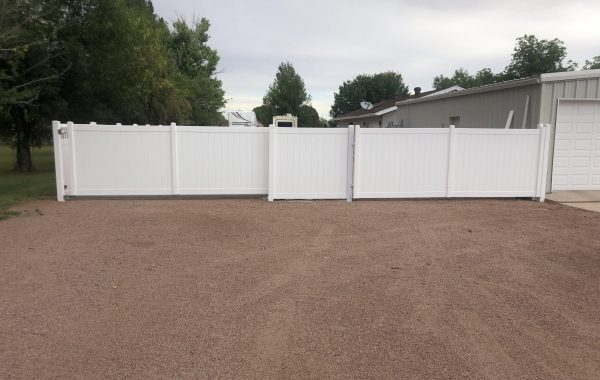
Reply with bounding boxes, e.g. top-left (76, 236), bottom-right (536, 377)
top-left (10, 106), bottom-right (34, 172)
